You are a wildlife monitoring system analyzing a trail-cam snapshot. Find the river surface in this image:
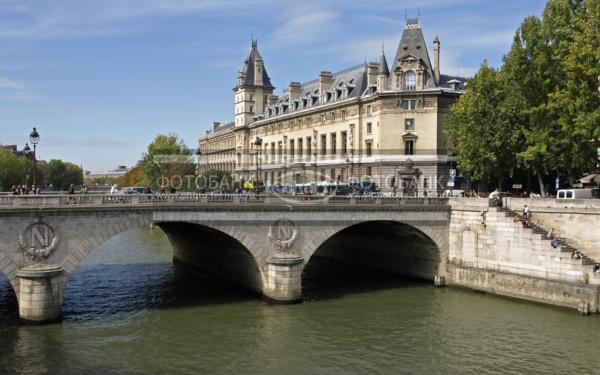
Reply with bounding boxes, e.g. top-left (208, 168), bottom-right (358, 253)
top-left (0, 227), bottom-right (599, 375)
